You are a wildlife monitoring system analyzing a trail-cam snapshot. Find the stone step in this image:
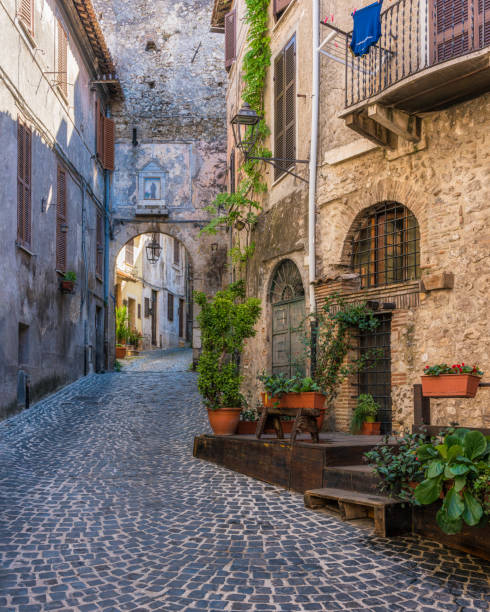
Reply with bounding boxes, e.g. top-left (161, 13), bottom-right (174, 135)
top-left (323, 464), bottom-right (382, 494)
top-left (304, 487), bottom-right (411, 537)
